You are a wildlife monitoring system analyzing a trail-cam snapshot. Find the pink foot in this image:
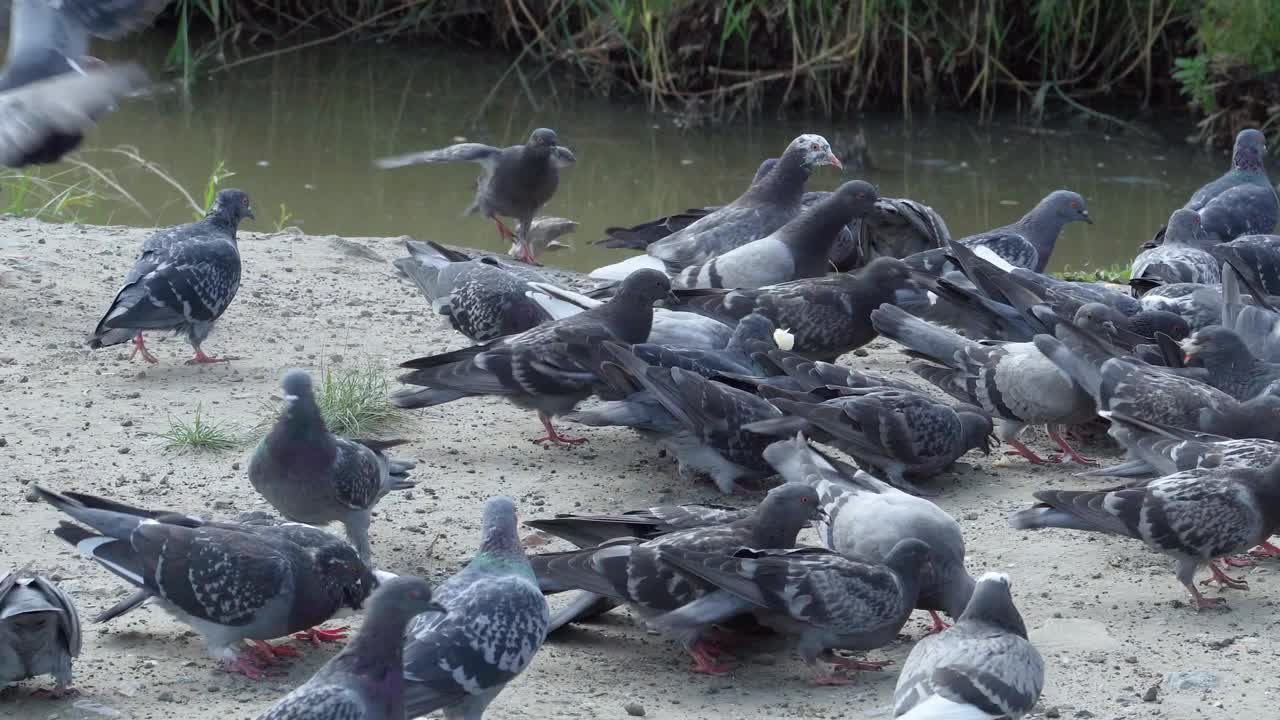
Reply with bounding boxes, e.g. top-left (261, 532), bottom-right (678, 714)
top-left (687, 641), bottom-right (733, 675)
top-left (1004, 438), bottom-right (1049, 464)
top-left (1248, 541), bottom-right (1280, 559)
top-left (1223, 555), bottom-right (1256, 568)
top-left (250, 639), bottom-right (302, 661)
top-left (924, 610), bottom-right (951, 634)
top-left (221, 652), bottom-right (268, 679)
top-left (532, 412), bottom-right (587, 446)
top-left (1200, 561), bottom-right (1249, 591)
top-left (130, 333), bottom-right (159, 364)
top-left (1048, 426), bottom-right (1096, 465)
top-left (186, 348), bottom-right (239, 365)
top-left (292, 626), bottom-right (349, 647)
